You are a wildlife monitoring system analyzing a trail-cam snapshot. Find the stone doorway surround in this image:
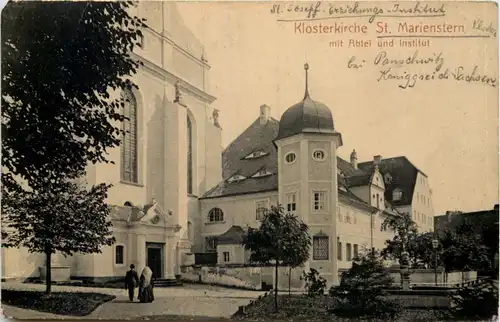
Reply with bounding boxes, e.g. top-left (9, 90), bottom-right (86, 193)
top-left (111, 198), bottom-right (184, 280)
